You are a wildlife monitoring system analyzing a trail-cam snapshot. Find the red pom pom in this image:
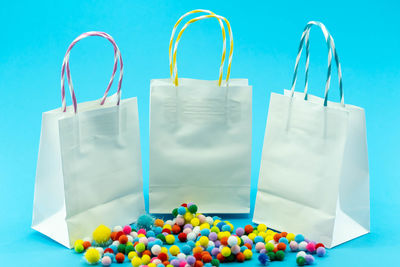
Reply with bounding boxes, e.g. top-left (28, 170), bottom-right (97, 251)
top-left (115, 253), bottom-right (125, 263)
top-left (178, 232), bottom-right (187, 242)
top-left (158, 252), bottom-right (168, 262)
top-left (194, 252), bottom-right (202, 261)
top-left (273, 233), bottom-right (282, 242)
top-left (244, 243), bottom-right (252, 250)
top-left (181, 203), bottom-right (188, 207)
top-left (277, 242), bottom-right (287, 251)
top-left (194, 260), bottom-right (204, 267)
top-left (104, 248), bottom-right (114, 254)
top-left (244, 225), bottom-right (253, 234)
top-left (119, 235), bottom-right (128, 244)
top-left (280, 232), bottom-right (288, 237)
top-left (172, 224), bottom-right (181, 235)
top-left (202, 254), bottom-right (212, 263)
top-left (217, 253), bottom-right (225, 263)
top-left (82, 241), bottom-right (91, 250)
top-left (162, 228), bottom-right (171, 234)
top-left (236, 252), bottom-right (245, 262)
top-left (220, 237), bottom-right (228, 246)
top-left (273, 247), bottom-right (278, 253)
top-left (115, 231), bottom-right (124, 241)
top-left (162, 261), bottom-right (170, 266)
top-left (315, 243), bottom-right (325, 249)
